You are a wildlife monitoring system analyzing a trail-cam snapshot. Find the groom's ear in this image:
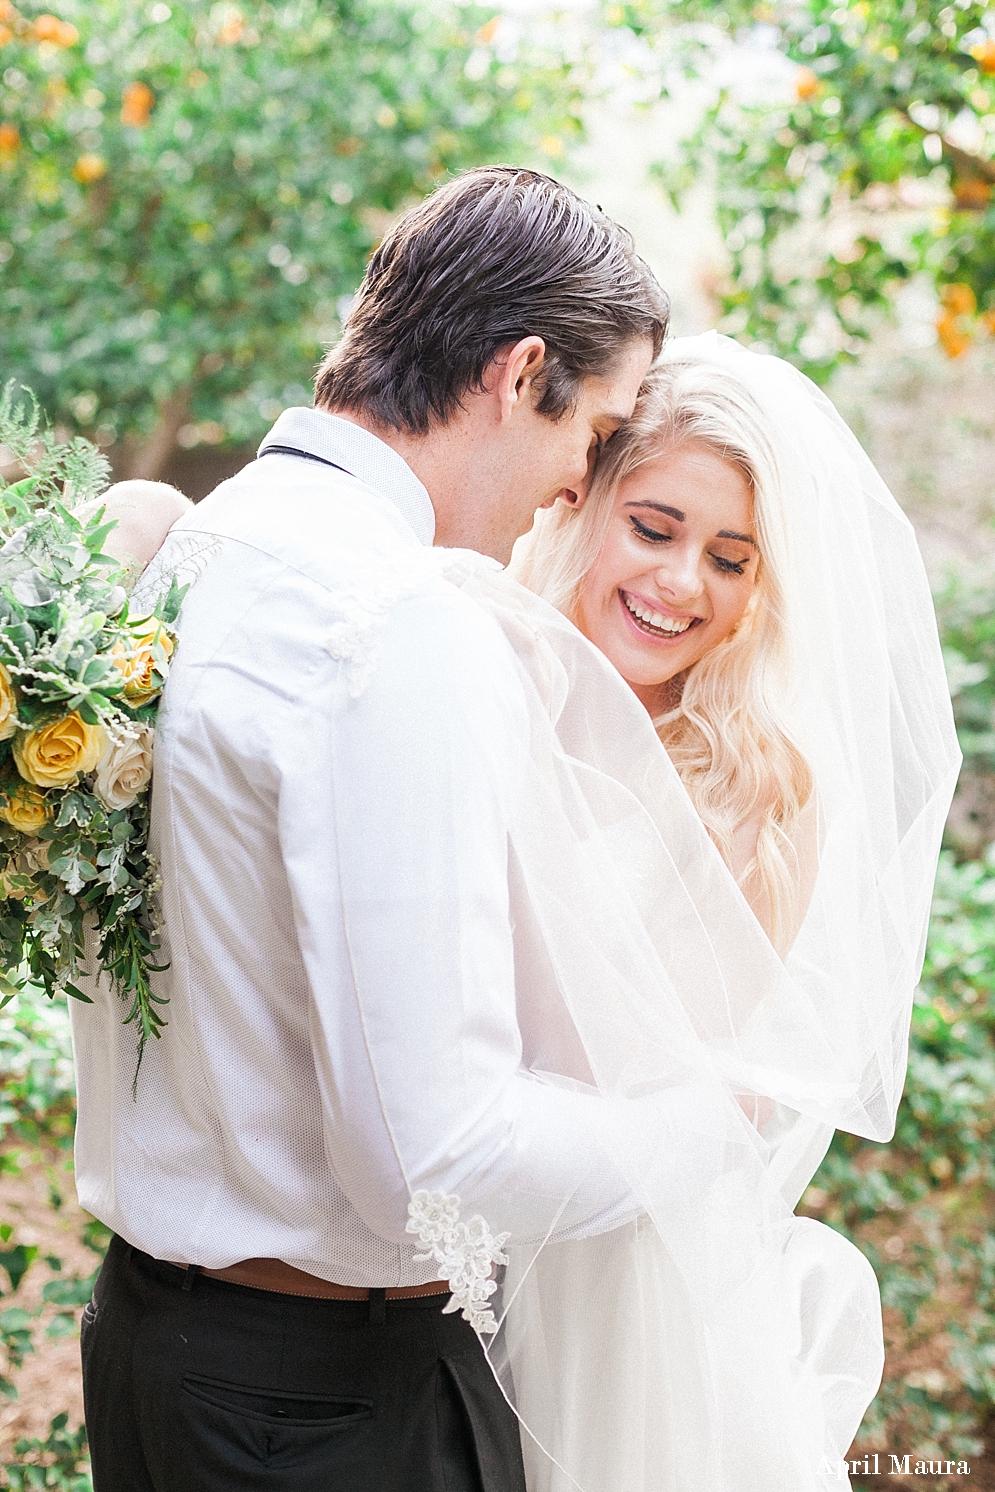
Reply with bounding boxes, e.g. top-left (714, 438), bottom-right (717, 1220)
top-left (492, 337), bottom-right (547, 421)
